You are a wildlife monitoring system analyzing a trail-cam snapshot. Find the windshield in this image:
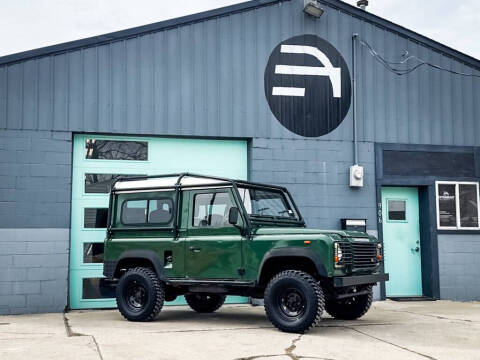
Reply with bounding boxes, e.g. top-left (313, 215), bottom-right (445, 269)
top-left (237, 186), bottom-right (299, 220)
